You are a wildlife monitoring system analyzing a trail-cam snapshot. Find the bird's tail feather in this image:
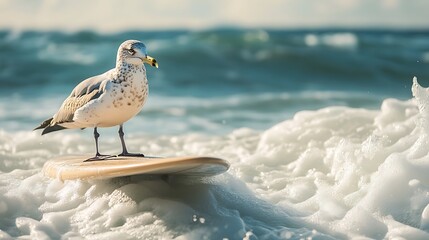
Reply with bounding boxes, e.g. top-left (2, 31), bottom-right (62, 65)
top-left (34, 117), bottom-right (68, 135)
top-left (41, 124), bottom-right (67, 135)
top-left (33, 118), bottom-right (53, 131)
